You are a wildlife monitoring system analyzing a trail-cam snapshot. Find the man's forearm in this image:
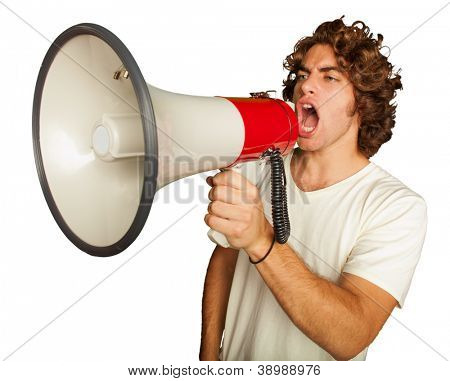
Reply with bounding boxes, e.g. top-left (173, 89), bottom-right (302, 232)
top-left (200, 247), bottom-right (238, 360)
top-left (248, 235), bottom-right (371, 360)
